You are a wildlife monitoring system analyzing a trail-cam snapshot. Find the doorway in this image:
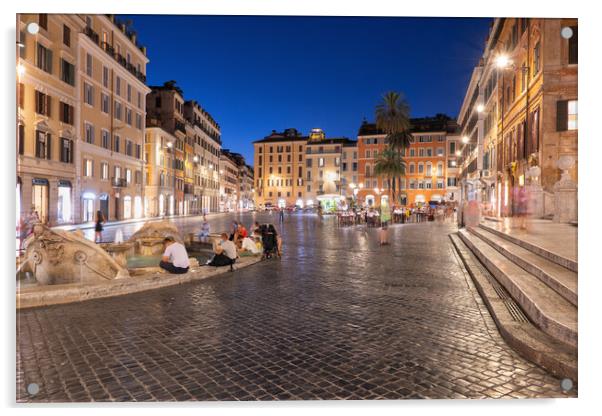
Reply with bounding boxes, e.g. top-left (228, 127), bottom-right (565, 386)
top-left (82, 192), bottom-right (95, 222)
top-left (32, 179), bottom-right (49, 223)
top-left (99, 194), bottom-right (109, 220)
